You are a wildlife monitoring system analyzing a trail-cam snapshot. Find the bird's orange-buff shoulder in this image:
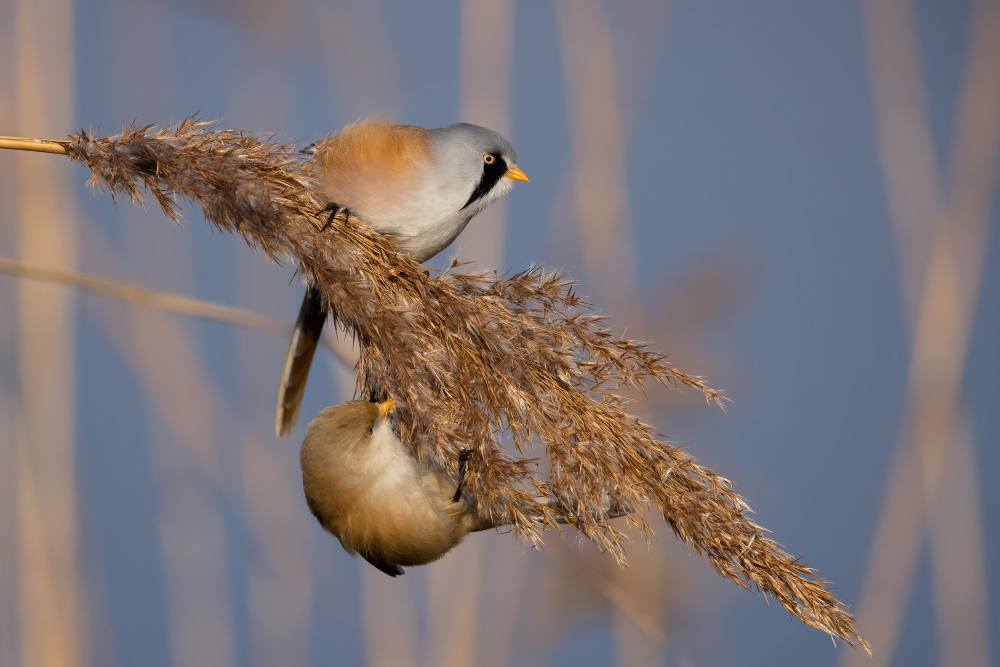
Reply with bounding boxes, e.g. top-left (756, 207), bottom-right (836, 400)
top-left (313, 118), bottom-right (430, 175)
